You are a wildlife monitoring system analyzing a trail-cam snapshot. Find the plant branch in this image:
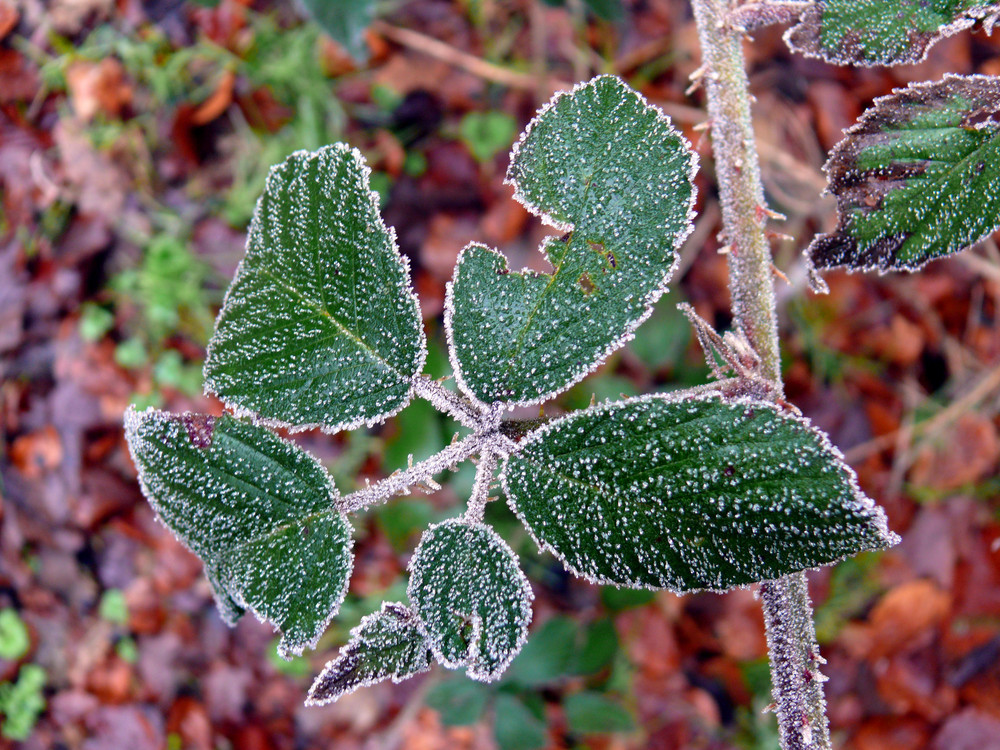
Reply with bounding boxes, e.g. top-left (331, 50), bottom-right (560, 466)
top-left (465, 450), bottom-right (499, 523)
top-left (691, 2), bottom-right (829, 748)
top-left (413, 376), bottom-right (484, 428)
top-left (338, 432), bottom-right (484, 513)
